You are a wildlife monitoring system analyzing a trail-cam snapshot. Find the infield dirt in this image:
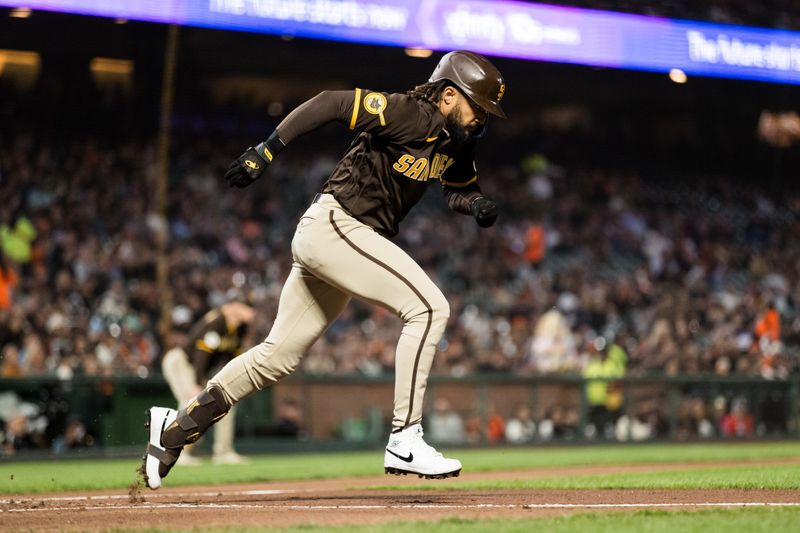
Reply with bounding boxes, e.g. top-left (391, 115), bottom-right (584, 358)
top-left (2, 461), bottom-right (799, 532)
